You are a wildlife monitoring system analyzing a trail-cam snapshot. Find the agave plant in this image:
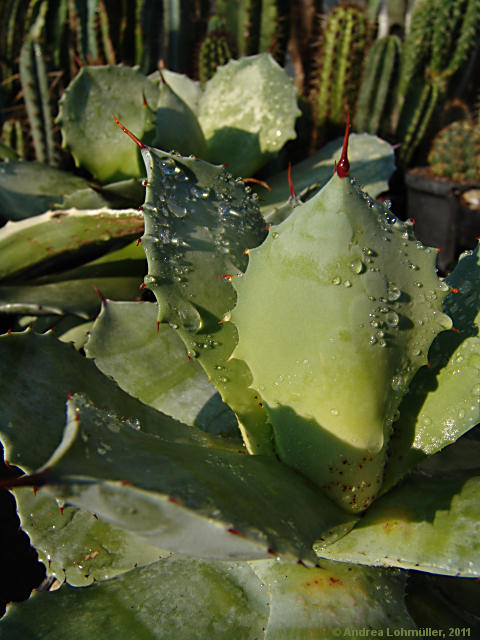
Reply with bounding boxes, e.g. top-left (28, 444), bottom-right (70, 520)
top-left (0, 54), bottom-right (478, 637)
